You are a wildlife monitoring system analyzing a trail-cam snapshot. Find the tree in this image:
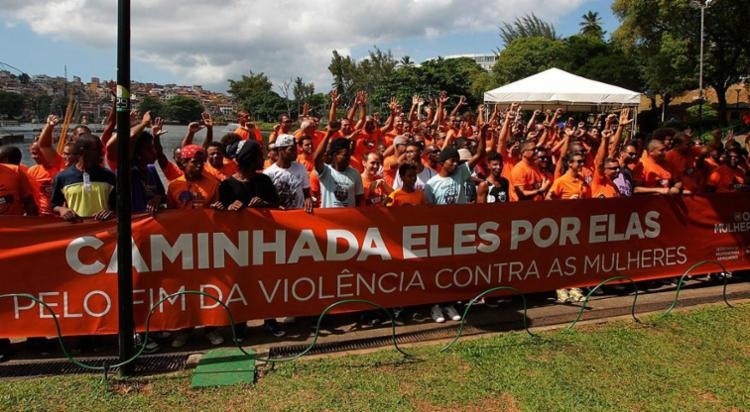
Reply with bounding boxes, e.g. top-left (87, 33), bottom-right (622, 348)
top-left (613, 0), bottom-right (750, 125)
top-left (0, 91), bottom-right (24, 118)
top-left (498, 13), bottom-right (557, 48)
top-left (138, 96), bottom-right (164, 118)
top-left (327, 47), bottom-right (397, 105)
top-left (18, 73), bottom-right (30, 85)
top-left (399, 56), bottom-right (414, 67)
top-left (492, 36), bottom-right (568, 85)
top-left (579, 11), bottom-right (605, 39)
top-left (227, 71), bottom-right (288, 121)
top-left (293, 77), bottom-right (315, 114)
top-left (164, 95), bottom-right (204, 124)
